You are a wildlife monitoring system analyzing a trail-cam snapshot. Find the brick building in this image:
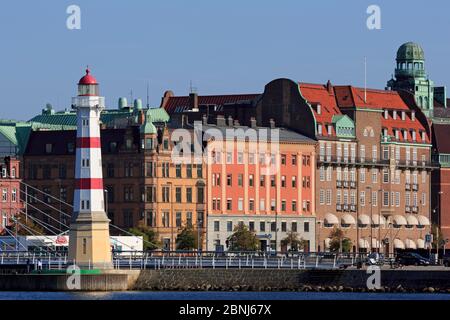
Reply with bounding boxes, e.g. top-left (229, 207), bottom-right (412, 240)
top-left (200, 116), bottom-right (316, 252)
top-left (0, 157), bottom-right (24, 233)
